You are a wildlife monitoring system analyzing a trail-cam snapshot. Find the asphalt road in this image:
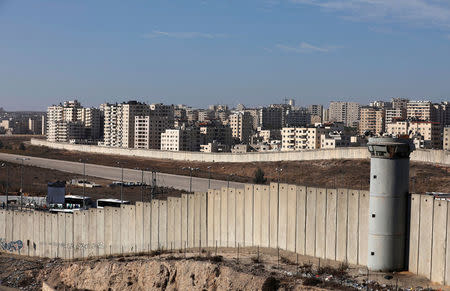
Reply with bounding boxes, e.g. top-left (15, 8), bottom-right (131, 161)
top-left (0, 152), bottom-right (246, 192)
